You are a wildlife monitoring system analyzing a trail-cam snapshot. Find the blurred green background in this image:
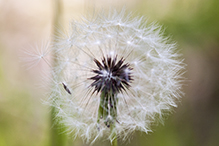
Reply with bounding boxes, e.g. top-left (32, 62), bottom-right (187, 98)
top-left (0, 0), bottom-right (219, 146)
